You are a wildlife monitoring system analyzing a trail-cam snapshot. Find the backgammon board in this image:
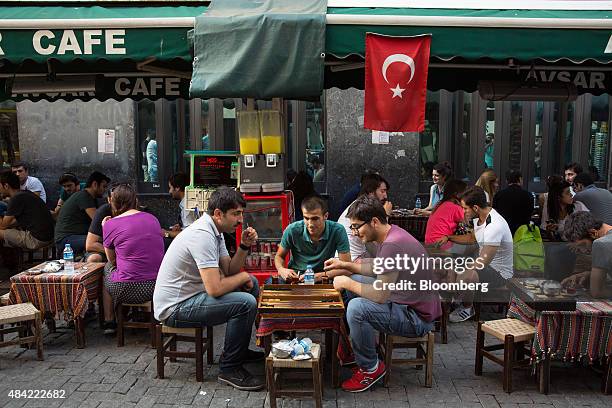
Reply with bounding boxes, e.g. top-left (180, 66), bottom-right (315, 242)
top-left (258, 284), bottom-right (345, 316)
